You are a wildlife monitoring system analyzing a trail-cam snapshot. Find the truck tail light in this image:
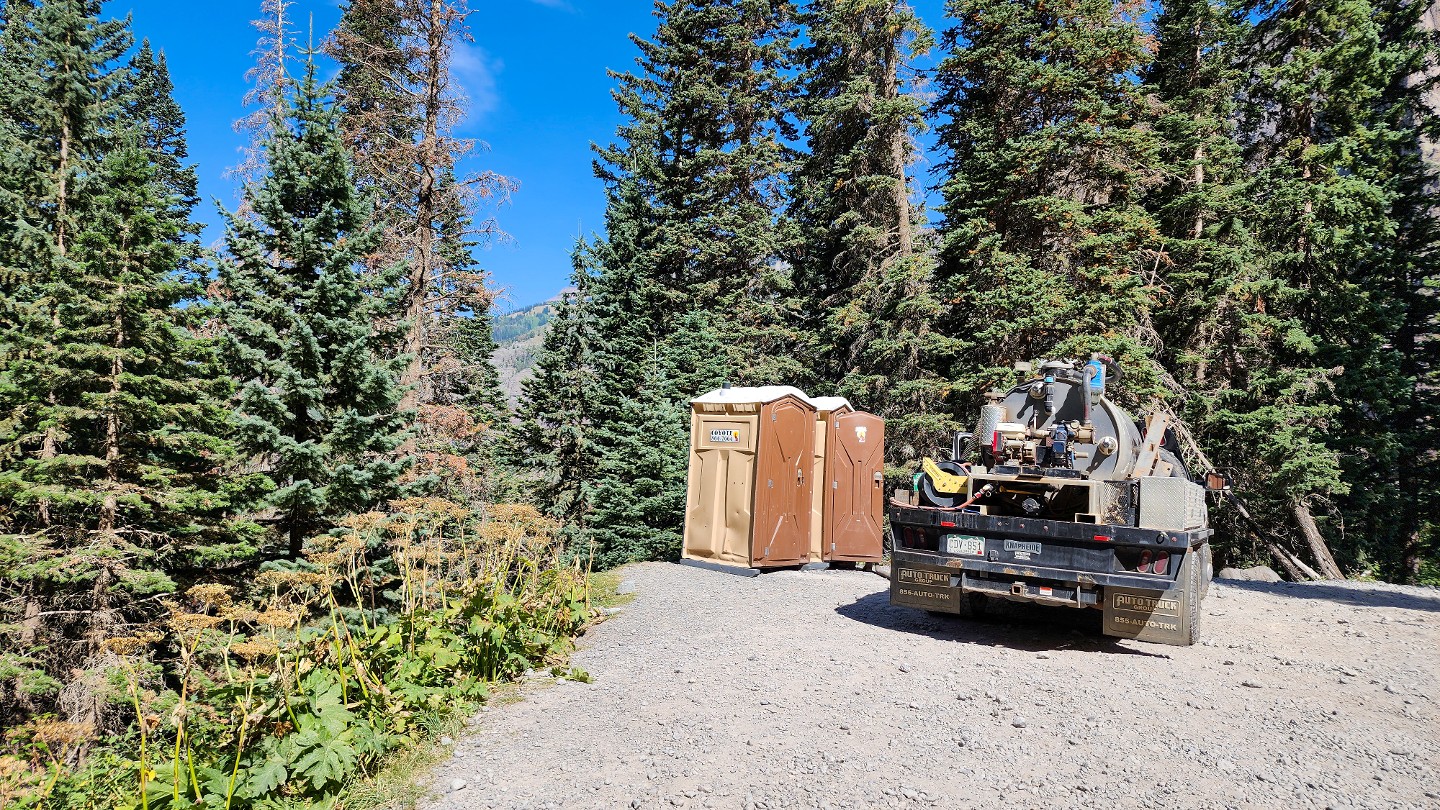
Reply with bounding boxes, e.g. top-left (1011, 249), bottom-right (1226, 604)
top-left (1153, 551), bottom-right (1170, 576)
top-left (1137, 549), bottom-right (1152, 574)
